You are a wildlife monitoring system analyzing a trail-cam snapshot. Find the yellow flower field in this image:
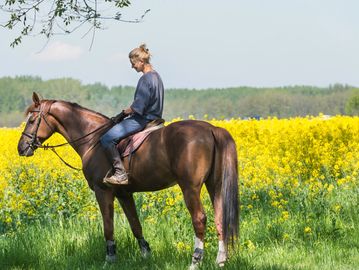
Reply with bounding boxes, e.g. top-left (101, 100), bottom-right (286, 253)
top-left (1, 116), bottom-right (359, 232)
